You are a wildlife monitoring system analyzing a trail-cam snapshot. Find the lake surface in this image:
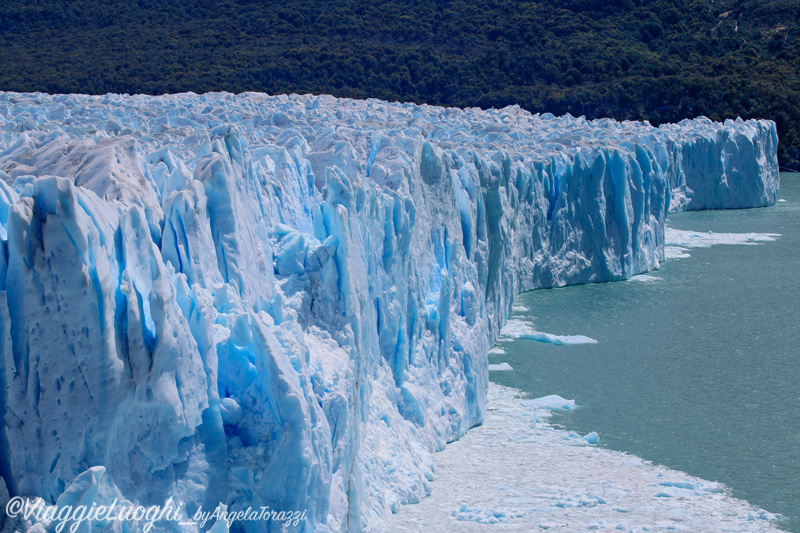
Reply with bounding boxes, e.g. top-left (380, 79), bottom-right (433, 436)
top-left (490, 173), bottom-right (800, 531)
